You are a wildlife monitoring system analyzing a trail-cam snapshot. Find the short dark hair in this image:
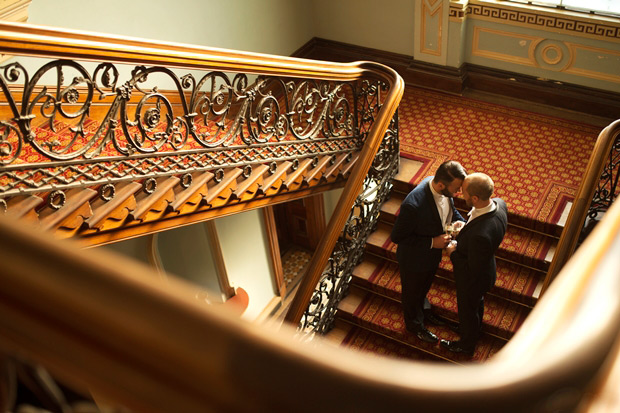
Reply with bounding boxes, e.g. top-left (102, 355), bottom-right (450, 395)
top-left (433, 160), bottom-right (467, 185)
